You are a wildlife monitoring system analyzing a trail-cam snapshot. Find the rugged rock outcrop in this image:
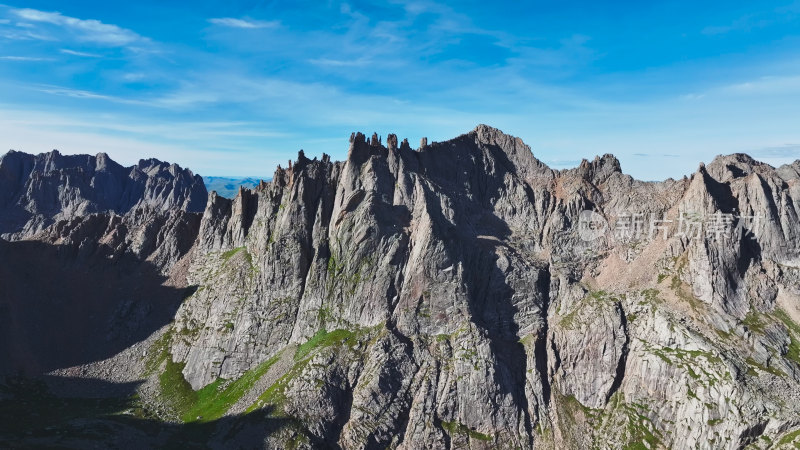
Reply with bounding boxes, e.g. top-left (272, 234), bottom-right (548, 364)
top-left (1, 125), bottom-right (800, 449)
top-left (0, 149), bottom-right (207, 240)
